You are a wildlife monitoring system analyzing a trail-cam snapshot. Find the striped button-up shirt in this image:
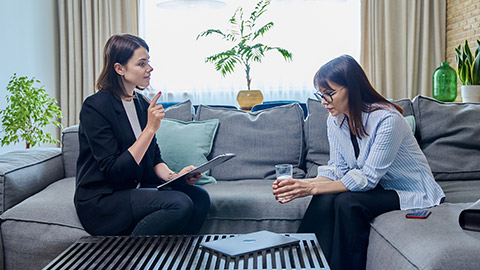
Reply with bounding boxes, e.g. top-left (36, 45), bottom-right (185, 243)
top-left (317, 107), bottom-right (445, 210)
